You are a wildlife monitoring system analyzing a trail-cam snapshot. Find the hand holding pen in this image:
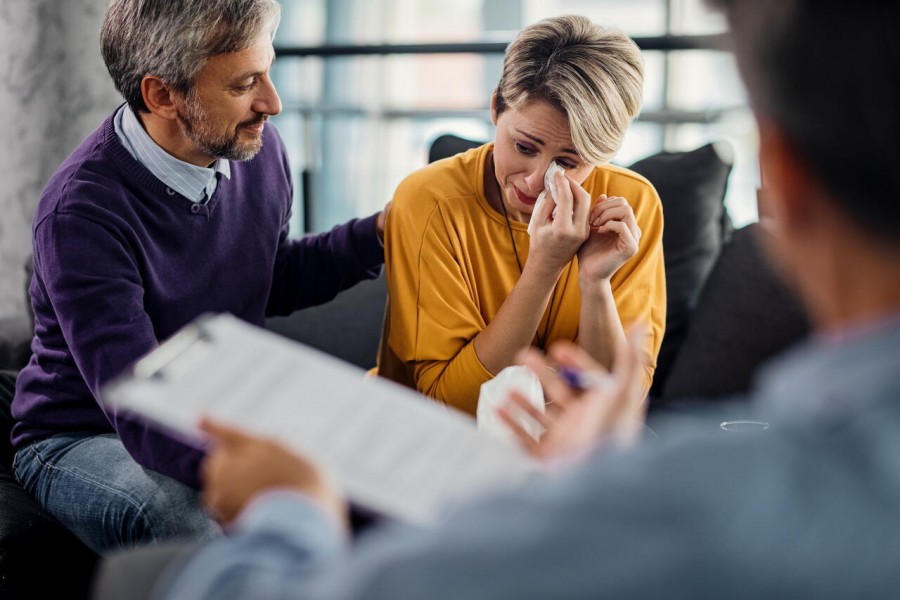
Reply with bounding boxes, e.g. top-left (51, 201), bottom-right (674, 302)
top-left (497, 324), bottom-right (649, 461)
